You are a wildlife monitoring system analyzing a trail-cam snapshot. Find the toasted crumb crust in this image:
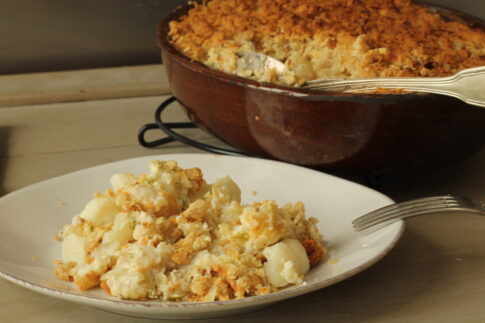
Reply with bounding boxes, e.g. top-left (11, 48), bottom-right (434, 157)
top-left (302, 239), bottom-right (326, 267)
top-left (169, 0), bottom-right (485, 84)
top-left (54, 160), bottom-right (326, 302)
